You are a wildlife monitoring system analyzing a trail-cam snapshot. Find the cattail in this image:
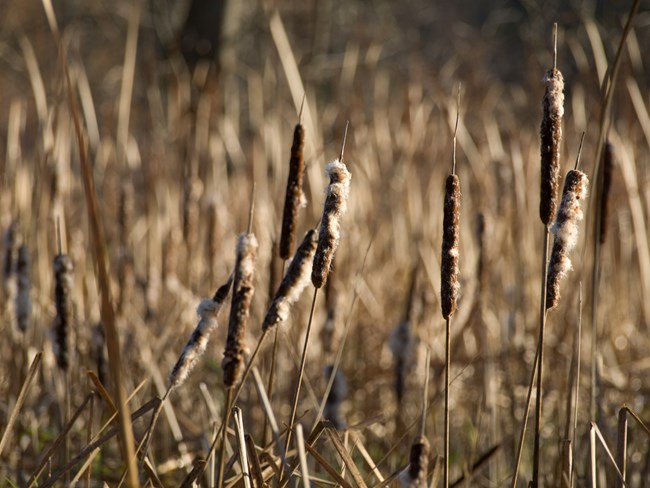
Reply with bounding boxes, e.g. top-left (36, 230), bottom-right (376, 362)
top-left (52, 254), bottom-right (74, 370)
top-left (279, 122), bottom-right (306, 260)
top-left (400, 436), bottom-right (430, 487)
top-left (320, 264), bottom-right (338, 355)
top-left (539, 68), bottom-right (565, 225)
top-left (389, 320), bottom-right (418, 405)
top-left (3, 221), bottom-right (17, 293)
top-left (263, 229), bottom-right (317, 332)
top-left (323, 364), bottom-right (347, 430)
top-left (207, 200), bottom-right (219, 285)
top-left (15, 244), bottom-right (31, 333)
top-left (599, 142), bottom-right (614, 244)
top-left (169, 276), bottom-right (233, 389)
top-left (312, 160), bottom-right (351, 289)
top-left (441, 174), bottom-right (460, 319)
top-left (92, 322), bottom-right (107, 386)
top-left (222, 233), bottom-right (258, 388)
top-left (546, 170), bottom-right (589, 310)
